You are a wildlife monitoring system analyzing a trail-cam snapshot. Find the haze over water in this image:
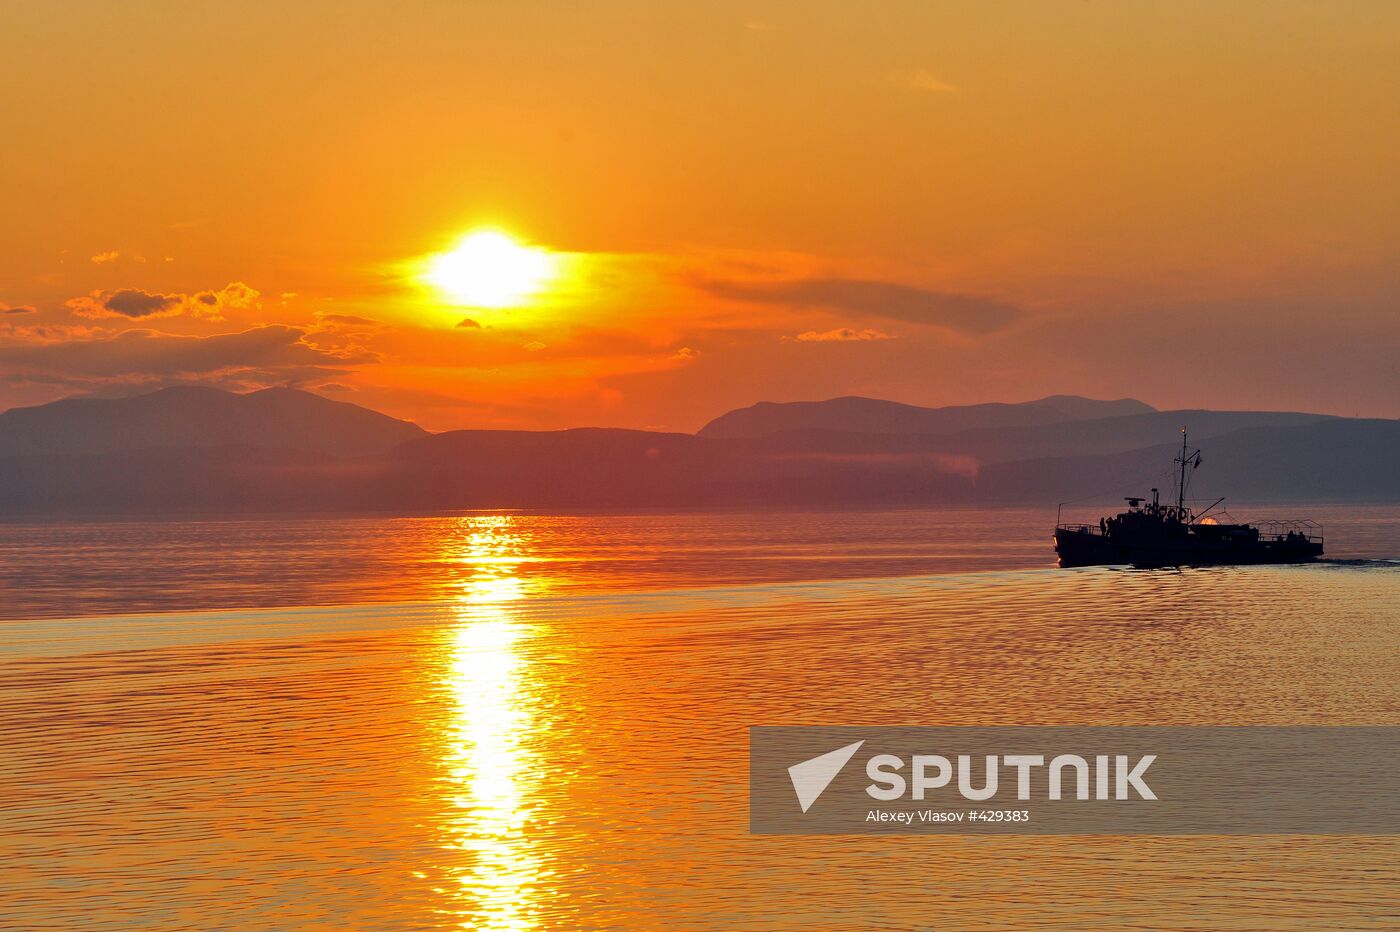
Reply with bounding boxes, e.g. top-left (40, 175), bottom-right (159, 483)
top-left (2, 505), bottom-right (1398, 929)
